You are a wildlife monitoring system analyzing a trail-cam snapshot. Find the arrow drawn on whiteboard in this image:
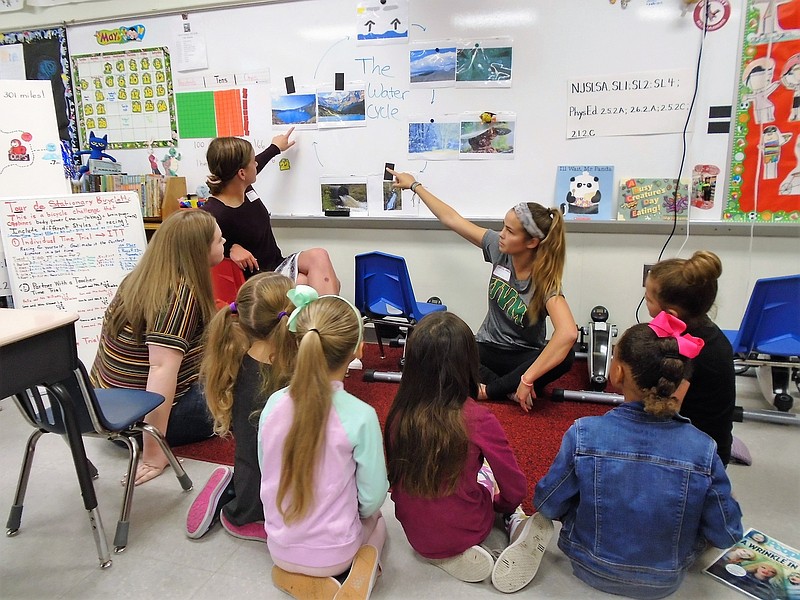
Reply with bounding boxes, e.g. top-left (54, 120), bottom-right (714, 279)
top-left (420, 161), bottom-right (428, 173)
top-left (411, 23), bottom-right (427, 31)
top-left (312, 141), bottom-right (324, 167)
top-left (314, 36), bottom-right (351, 79)
top-left (430, 90), bottom-right (435, 104)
